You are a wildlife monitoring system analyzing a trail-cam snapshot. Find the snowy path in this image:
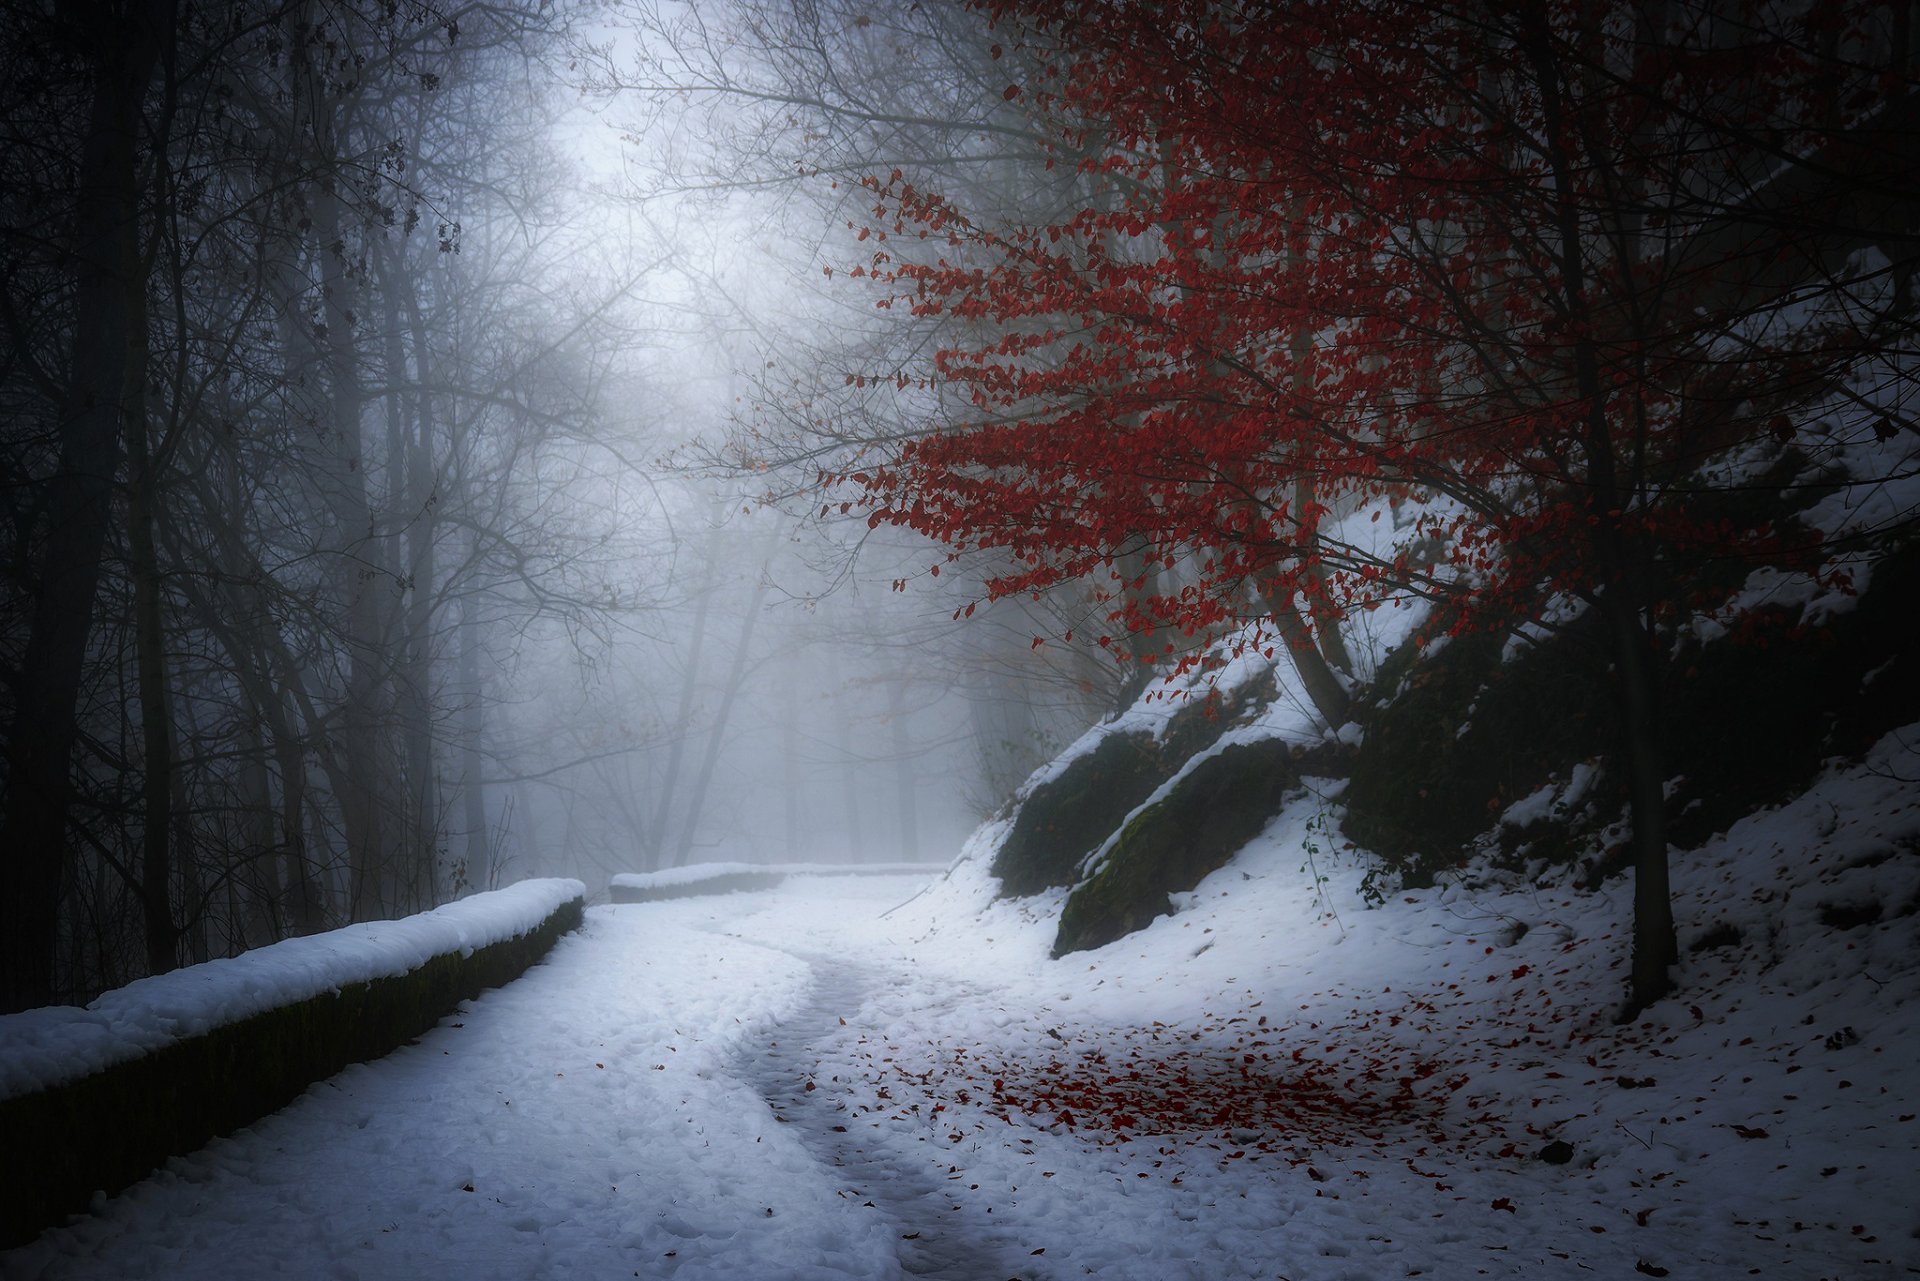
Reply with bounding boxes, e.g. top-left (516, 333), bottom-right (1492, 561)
top-left (740, 950), bottom-right (1032, 1280)
top-left (1, 892), bottom-right (904, 1281)
top-left (8, 820), bottom-right (1918, 1281)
